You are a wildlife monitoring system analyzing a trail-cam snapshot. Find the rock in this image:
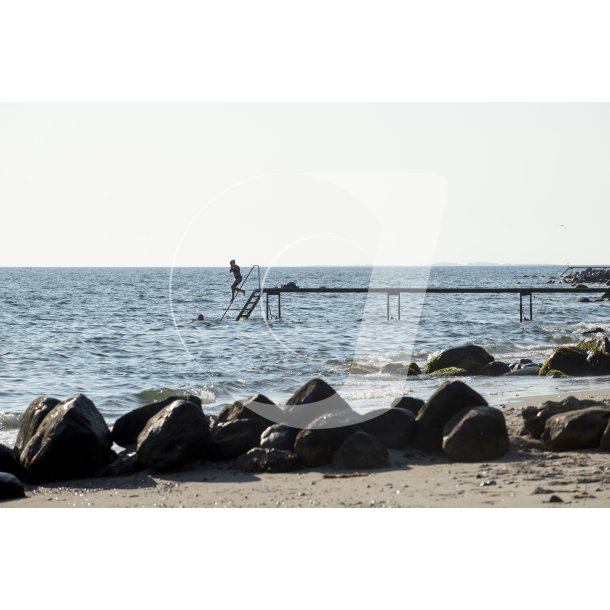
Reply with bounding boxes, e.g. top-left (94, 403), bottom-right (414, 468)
top-left (521, 396), bottom-right (600, 438)
top-left (506, 366), bottom-right (540, 376)
top-left (600, 420), bottom-right (610, 451)
top-left (331, 431), bottom-right (389, 470)
top-left (359, 407), bottom-right (415, 449)
top-left (390, 396), bottom-right (425, 417)
top-left (442, 406), bottom-right (510, 462)
top-left (0, 472), bottom-right (25, 501)
top-left (381, 362), bottom-right (411, 375)
top-left (294, 411), bottom-right (363, 467)
top-left (415, 380), bottom-right (488, 452)
top-left (546, 370), bottom-right (568, 378)
top-left (14, 396), bottom-right (61, 455)
top-left (479, 361), bottom-right (511, 376)
top-left (577, 297), bottom-right (590, 303)
top-left (136, 399), bottom-right (209, 471)
top-left (217, 394), bottom-right (284, 426)
top-left (424, 344), bottom-right (494, 375)
top-left (428, 367), bottom-right (469, 377)
top-left (541, 407), bottom-right (610, 451)
top-left (20, 394), bottom-right (113, 483)
top-left (112, 394), bottom-right (202, 448)
top-left (204, 418), bottom-right (271, 461)
top-left (539, 346), bottom-right (590, 376)
top-left (260, 424), bottom-right (299, 451)
top-left (235, 448), bottom-right (300, 472)
top-left (95, 450), bottom-right (142, 478)
top-left (583, 327), bottom-right (606, 334)
top-left (0, 443), bottom-right (22, 478)
top-left (283, 378), bottom-right (352, 428)
top-left (407, 362), bottom-right (422, 376)
top-left (348, 363), bottom-right (379, 375)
